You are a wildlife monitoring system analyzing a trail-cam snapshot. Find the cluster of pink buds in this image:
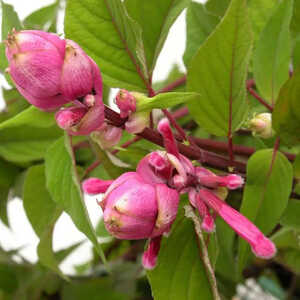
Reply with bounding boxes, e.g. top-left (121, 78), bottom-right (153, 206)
top-left (5, 30), bottom-right (104, 135)
top-left (115, 90), bottom-right (150, 134)
top-left (83, 118), bottom-right (276, 269)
